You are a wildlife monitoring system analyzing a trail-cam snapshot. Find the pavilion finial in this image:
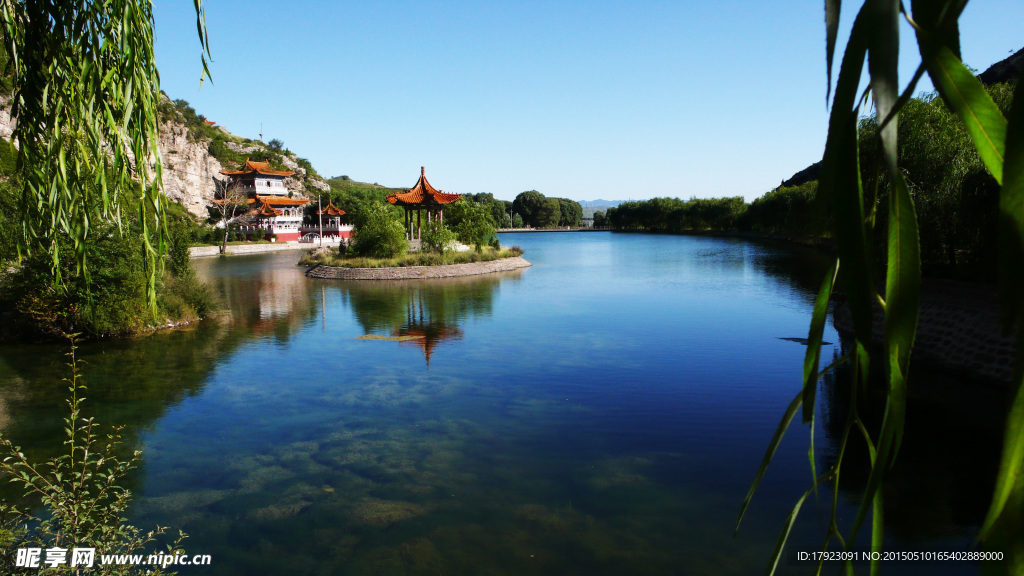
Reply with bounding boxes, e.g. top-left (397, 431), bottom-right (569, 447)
top-left (421, 166), bottom-right (425, 176)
